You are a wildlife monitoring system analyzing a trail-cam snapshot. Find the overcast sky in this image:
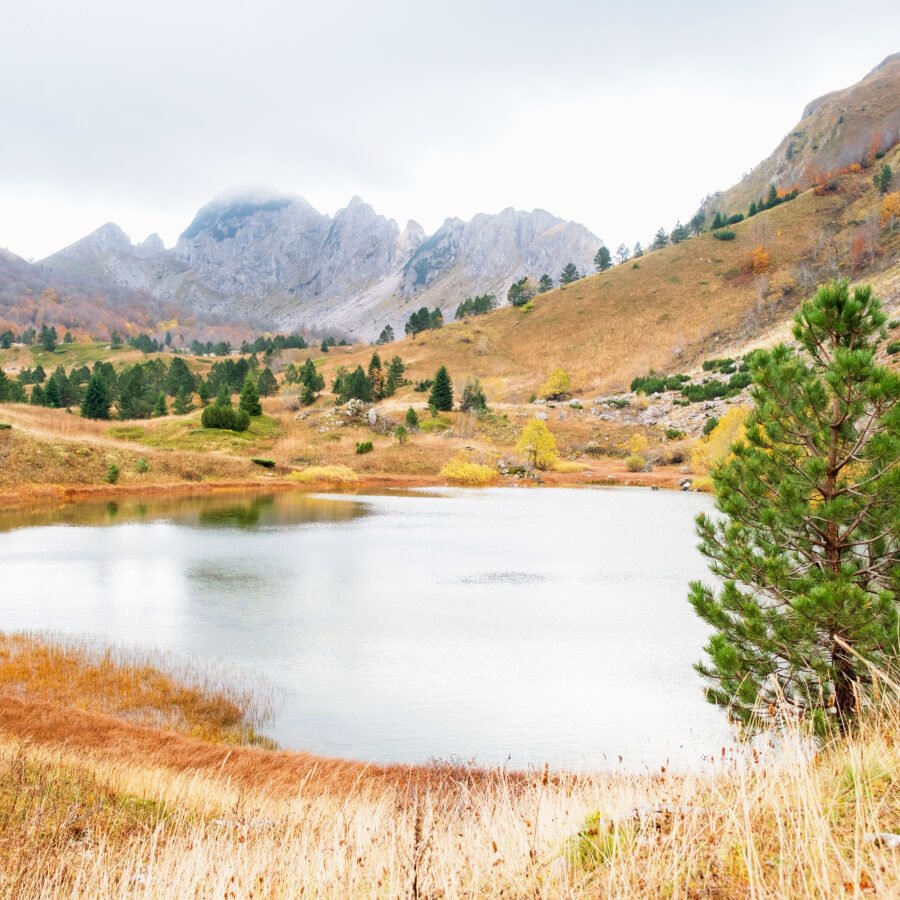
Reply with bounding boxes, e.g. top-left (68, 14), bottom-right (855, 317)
top-left (1, 1), bottom-right (898, 260)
